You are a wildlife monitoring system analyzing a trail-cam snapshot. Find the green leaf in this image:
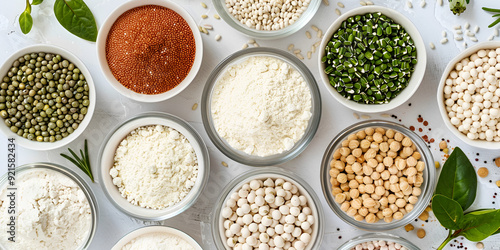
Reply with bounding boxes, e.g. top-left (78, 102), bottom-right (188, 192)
top-left (19, 11), bottom-right (33, 34)
top-left (483, 7), bottom-right (500, 13)
top-left (31, 0), bottom-right (43, 5)
top-left (53, 0), bottom-right (98, 42)
top-left (435, 147), bottom-right (477, 211)
top-left (488, 18), bottom-right (500, 28)
top-left (61, 140), bottom-right (94, 182)
top-left (432, 194), bottom-right (464, 230)
top-left (459, 209), bottom-right (500, 242)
